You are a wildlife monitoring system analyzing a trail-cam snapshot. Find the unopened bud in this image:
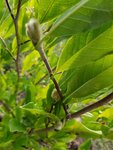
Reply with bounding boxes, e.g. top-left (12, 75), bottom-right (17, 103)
top-left (25, 18), bottom-right (41, 45)
top-left (55, 121), bottom-right (63, 130)
top-left (51, 89), bottom-right (60, 102)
